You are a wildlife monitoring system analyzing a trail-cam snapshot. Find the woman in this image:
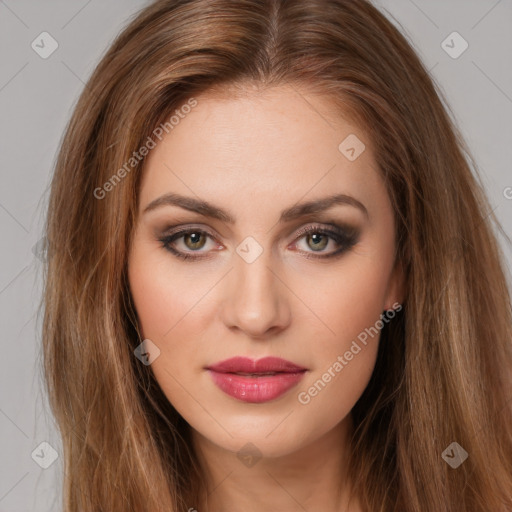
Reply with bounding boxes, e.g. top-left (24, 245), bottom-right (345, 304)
top-left (42, 0), bottom-right (512, 510)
